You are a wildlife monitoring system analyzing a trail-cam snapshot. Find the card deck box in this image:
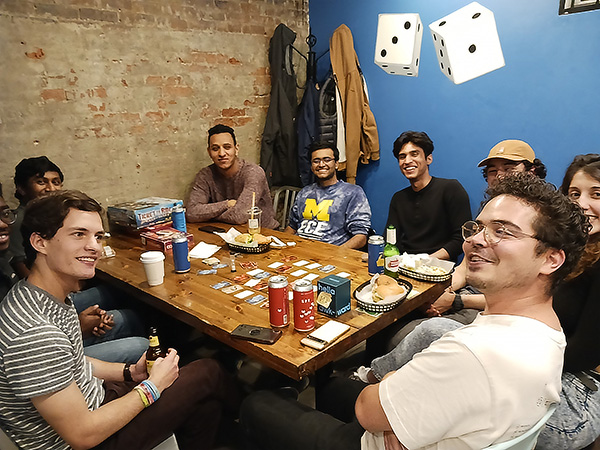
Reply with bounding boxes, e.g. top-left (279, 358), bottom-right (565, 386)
top-left (317, 275), bottom-right (351, 317)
